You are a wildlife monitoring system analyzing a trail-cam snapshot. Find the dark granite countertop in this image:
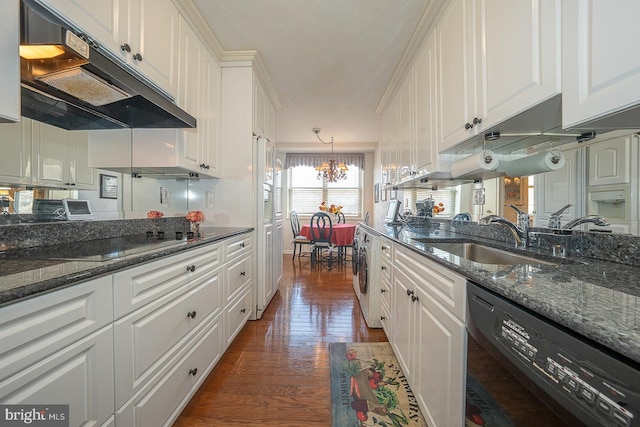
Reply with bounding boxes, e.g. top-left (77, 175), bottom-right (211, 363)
top-left (362, 223), bottom-right (640, 365)
top-left (0, 227), bottom-right (253, 307)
